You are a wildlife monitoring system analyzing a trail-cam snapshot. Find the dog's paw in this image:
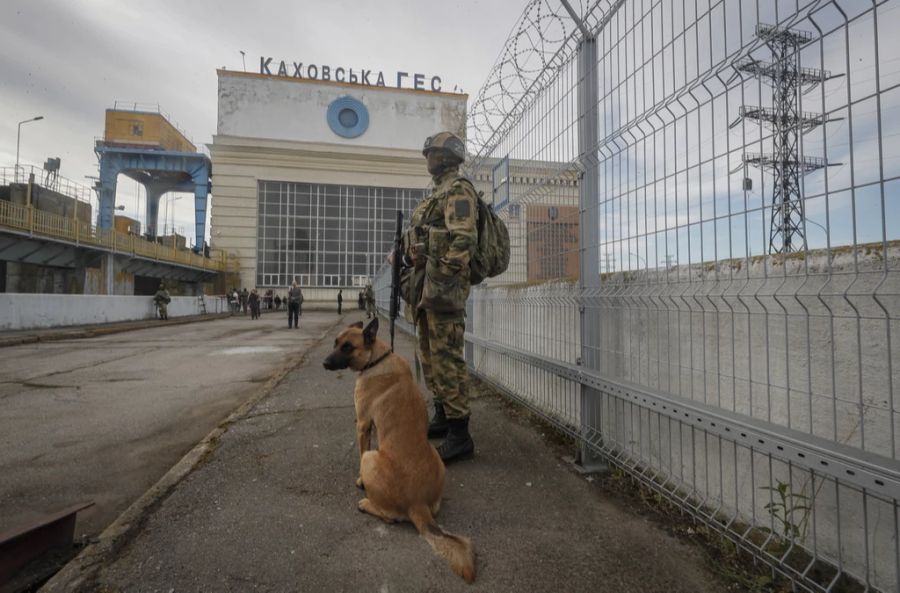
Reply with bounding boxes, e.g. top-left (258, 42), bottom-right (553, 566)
top-left (356, 476), bottom-right (365, 489)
